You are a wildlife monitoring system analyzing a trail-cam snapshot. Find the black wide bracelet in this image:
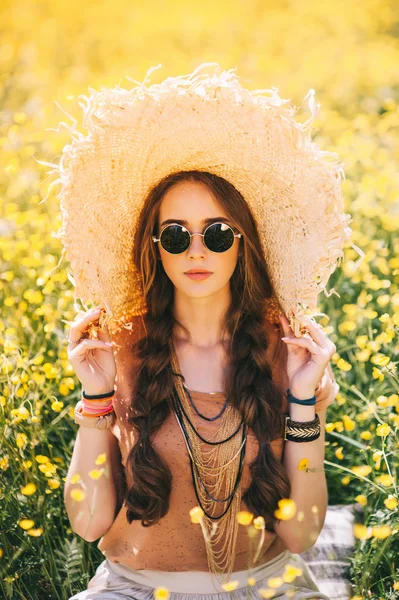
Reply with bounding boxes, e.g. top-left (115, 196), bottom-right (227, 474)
top-left (284, 414), bottom-right (321, 442)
